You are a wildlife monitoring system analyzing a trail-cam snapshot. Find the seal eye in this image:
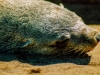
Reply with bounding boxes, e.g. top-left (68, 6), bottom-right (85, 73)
top-left (48, 34), bottom-right (70, 48)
